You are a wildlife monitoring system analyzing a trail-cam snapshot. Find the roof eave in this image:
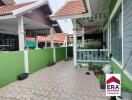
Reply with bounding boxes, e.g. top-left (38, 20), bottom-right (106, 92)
top-left (12, 0), bottom-right (48, 16)
top-left (50, 0), bottom-right (92, 20)
top-left (50, 12), bottom-right (91, 21)
top-left (2, 0), bottom-right (15, 5)
top-left (0, 14), bottom-right (16, 20)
